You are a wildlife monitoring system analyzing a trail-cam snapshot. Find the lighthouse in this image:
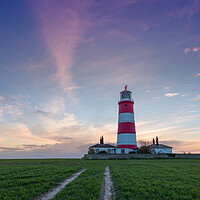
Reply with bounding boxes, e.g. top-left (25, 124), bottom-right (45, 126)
top-left (117, 85), bottom-right (137, 150)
